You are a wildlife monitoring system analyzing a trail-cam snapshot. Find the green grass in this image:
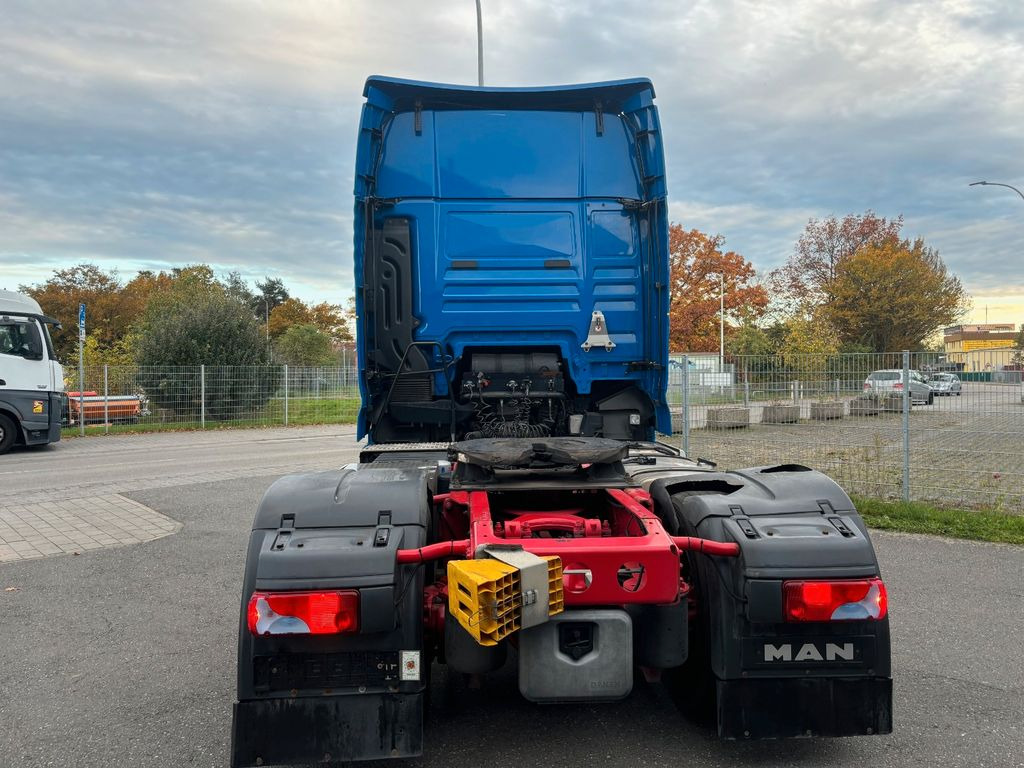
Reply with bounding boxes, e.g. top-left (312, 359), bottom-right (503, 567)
top-left (854, 495), bottom-right (1024, 546)
top-left (61, 396), bottom-right (360, 437)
